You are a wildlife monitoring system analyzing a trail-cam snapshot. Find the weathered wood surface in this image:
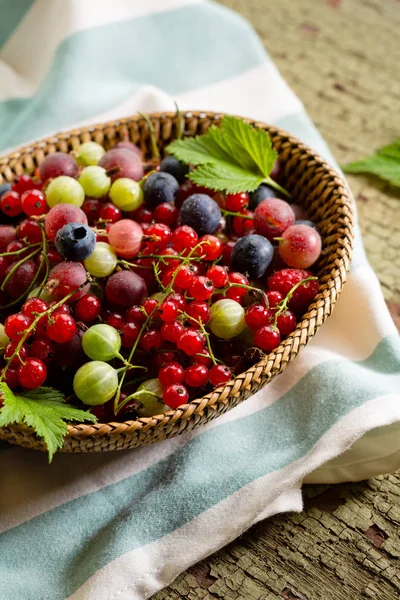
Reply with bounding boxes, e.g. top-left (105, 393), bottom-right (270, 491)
top-left (153, 0), bottom-right (400, 598)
